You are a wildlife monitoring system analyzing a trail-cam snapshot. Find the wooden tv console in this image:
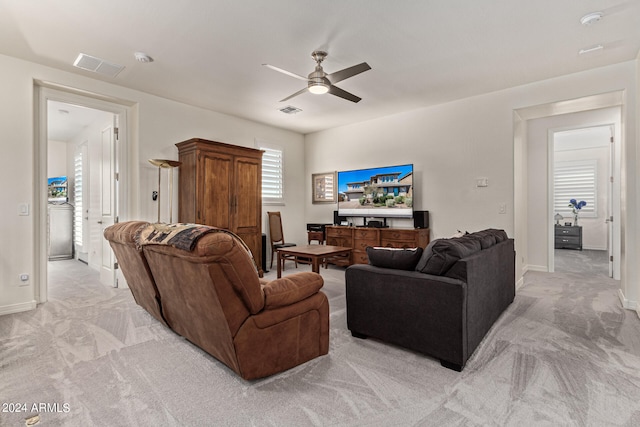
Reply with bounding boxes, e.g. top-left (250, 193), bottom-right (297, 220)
top-left (325, 226), bottom-right (430, 266)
